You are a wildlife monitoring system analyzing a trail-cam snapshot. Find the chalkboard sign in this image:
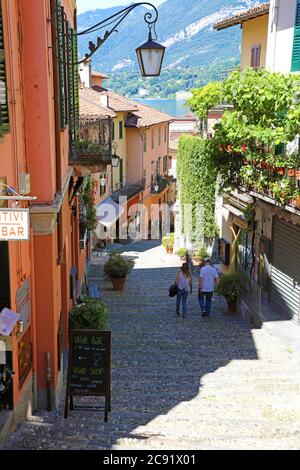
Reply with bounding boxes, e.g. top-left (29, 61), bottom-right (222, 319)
top-left (64, 330), bottom-right (111, 421)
